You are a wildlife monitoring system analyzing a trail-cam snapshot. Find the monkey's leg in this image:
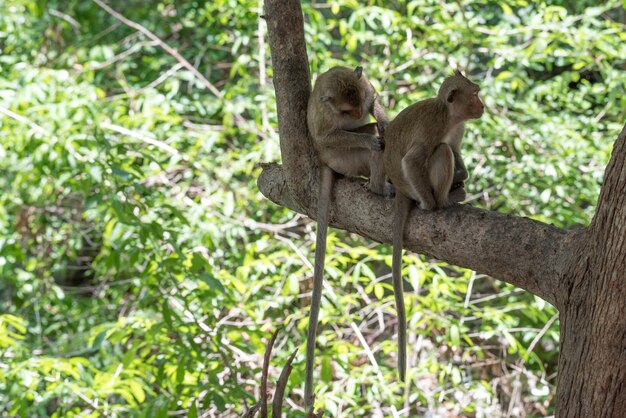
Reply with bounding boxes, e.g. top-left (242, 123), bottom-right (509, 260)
top-left (402, 146), bottom-right (437, 210)
top-left (428, 143), bottom-right (454, 208)
top-left (368, 151), bottom-right (394, 197)
top-left (392, 192), bottom-right (412, 382)
top-left (305, 165), bottom-right (333, 410)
